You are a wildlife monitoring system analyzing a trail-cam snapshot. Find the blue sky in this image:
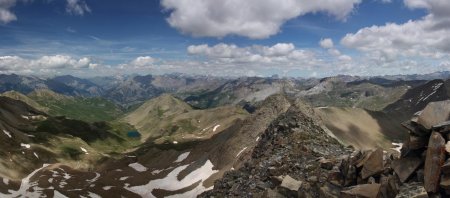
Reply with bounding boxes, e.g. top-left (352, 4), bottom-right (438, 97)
top-left (0, 0), bottom-right (448, 77)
